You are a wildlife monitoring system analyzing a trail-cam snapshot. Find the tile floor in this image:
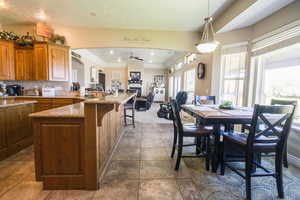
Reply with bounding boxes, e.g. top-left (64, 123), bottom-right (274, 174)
top-left (0, 106), bottom-right (300, 200)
